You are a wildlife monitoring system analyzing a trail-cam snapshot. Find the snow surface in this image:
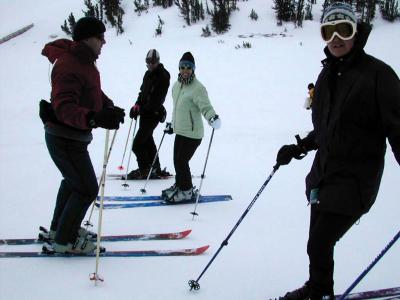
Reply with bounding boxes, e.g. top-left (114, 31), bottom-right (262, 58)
top-left (0, 0), bottom-right (399, 299)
